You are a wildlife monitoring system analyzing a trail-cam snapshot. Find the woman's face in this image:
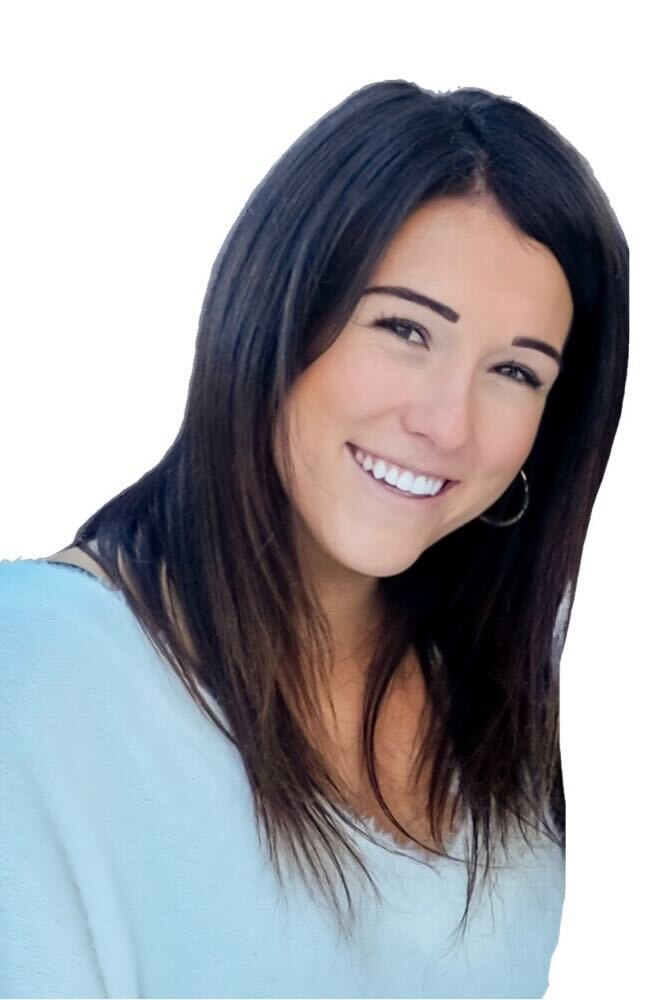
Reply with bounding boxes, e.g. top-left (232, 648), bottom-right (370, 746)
top-left (275, 195), bottom-right (573, 583)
